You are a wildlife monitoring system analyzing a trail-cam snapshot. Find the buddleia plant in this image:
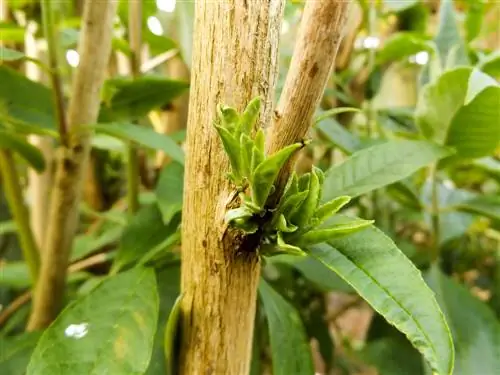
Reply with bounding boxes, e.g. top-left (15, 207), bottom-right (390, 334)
top-left (215, 97), bottom-right (373, 257)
